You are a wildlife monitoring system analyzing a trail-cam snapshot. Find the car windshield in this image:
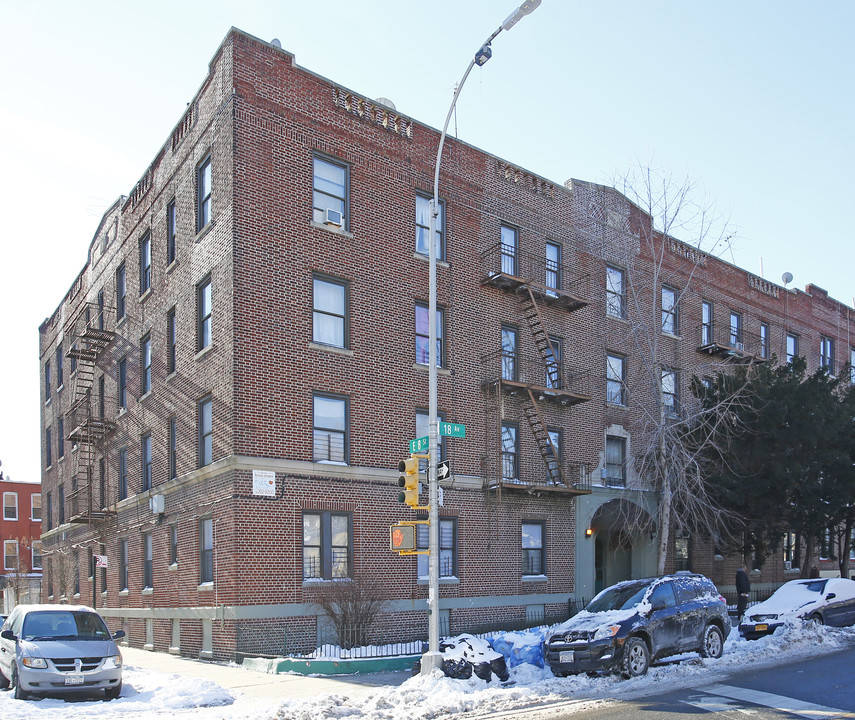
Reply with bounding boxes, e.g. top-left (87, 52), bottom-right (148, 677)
top-left (21, 611), bottom-right (111, 641)
top-left (586, 582), bottom-right (651, 613)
